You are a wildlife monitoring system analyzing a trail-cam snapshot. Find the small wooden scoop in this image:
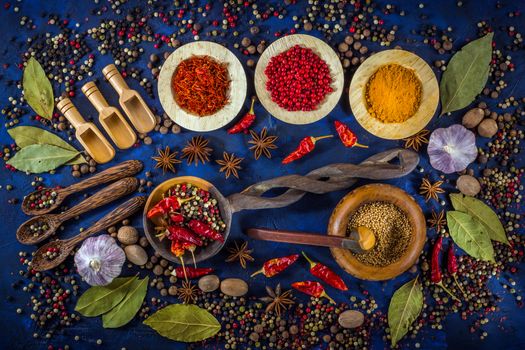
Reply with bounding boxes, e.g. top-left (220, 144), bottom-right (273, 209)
top-left (82, 81), bottom-right (137, 149)
top-left (246, 226), bottom-right (376, 254)
top-left (102, 64), bottom-right (156, 134)
top-left (21, 160), bottom-right (143, 215)
top-left (31, 196), bottom-right (146, 272)
top-left (57, 98), bottom-right (115, 164)
top-left (17, 177), bottom-right (139, 245)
